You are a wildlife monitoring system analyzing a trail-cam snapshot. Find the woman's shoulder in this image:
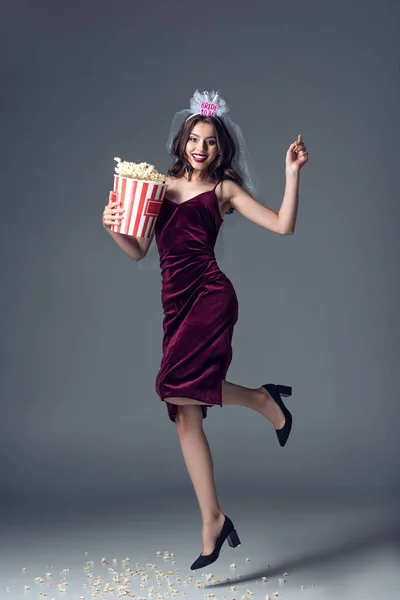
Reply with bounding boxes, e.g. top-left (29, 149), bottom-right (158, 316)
top-left (218, 178), bottom-right (241, 195)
